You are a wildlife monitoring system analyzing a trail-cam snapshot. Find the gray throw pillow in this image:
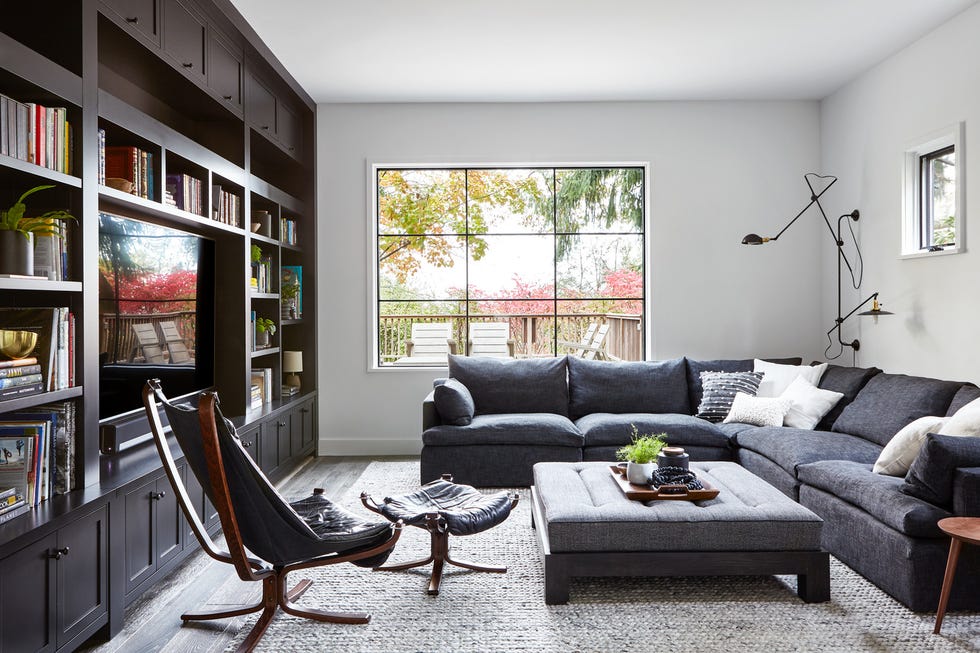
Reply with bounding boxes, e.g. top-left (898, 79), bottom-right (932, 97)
top-left (696, 371), bottom-right (764, 423)
top-left (433, 378), bottom-right (475, 426)
top-left (901, 433), bottom-right (980, 508)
